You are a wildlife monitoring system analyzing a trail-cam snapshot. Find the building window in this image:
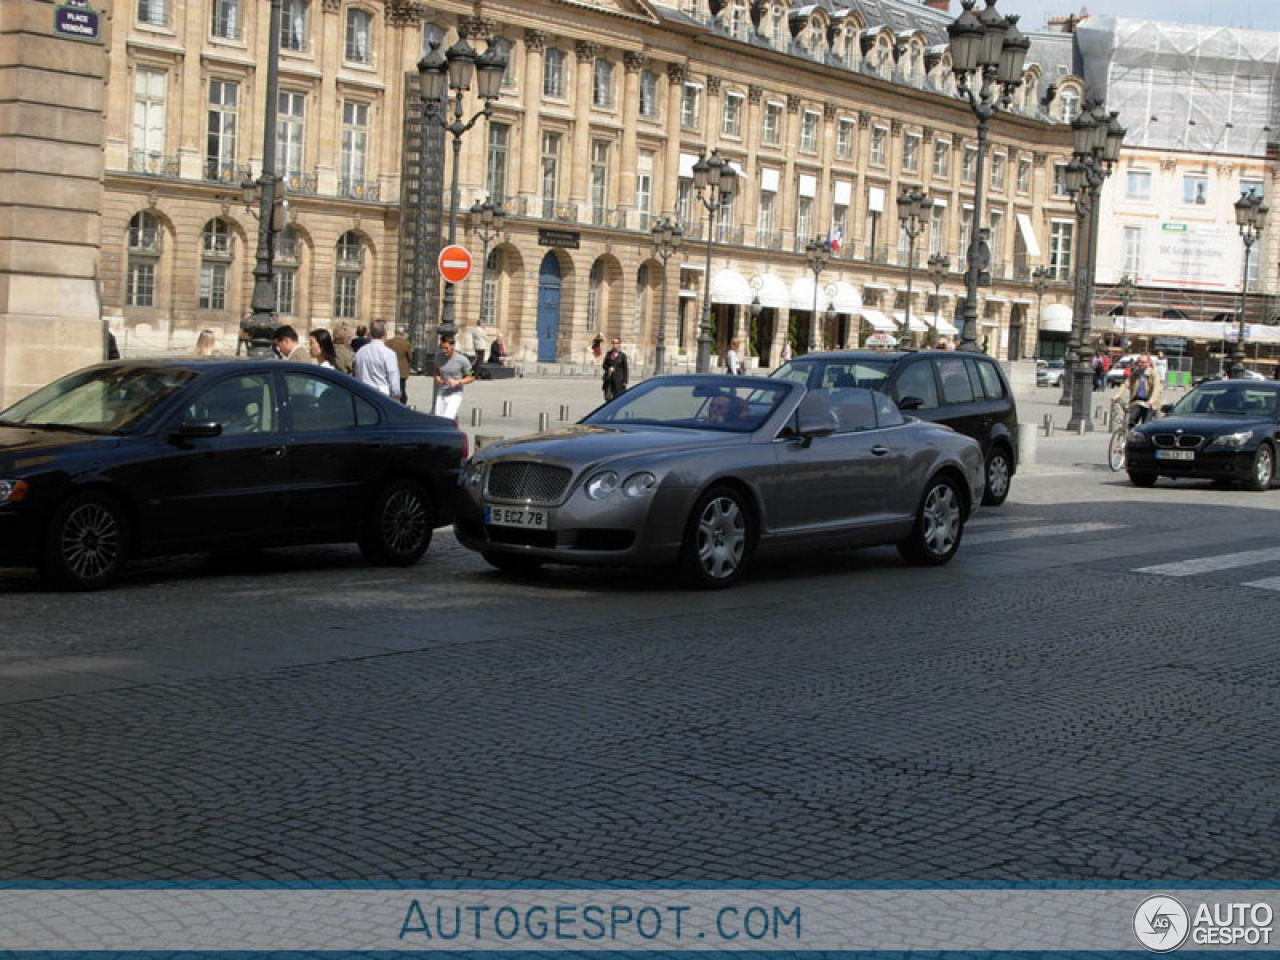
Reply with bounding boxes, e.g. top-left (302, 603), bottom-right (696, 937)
top-left (540, 131), bottom-right (561, 218)
top-left (280, 0), bottom-right (308, 52)
top-left (481, 249), bottom-right (500, 326)
top-left (681, 84), bottom-right (702, 129)
top-left (275, 266), bottom-right (296, 315)
top-left (334, 231), bottom-right (363, 319)
top-left (1058, 89), bottom-right (1079, 123)
top-left (960, 207), bottom-right (973, 262)
top-left (962, 145), bottom-right (977, 183)
top-left (722, 92), bottom-right (743, 138)
top-left (832, 203), bottom-right (848, 249)
top-left (590, 139), bottom-right (610, 225)
top-left (1126, 169), bottom-right (1151, 200)
top-left (870, 126), bottom-right (887, 165)
top-left (1016, 157), bottom-right (1031, 194)
top-left (903, 133), bottom-right (920, 173)
top-left (211, 0), bottom-right (239, 40)
top-left (836, 119), bottom-right (854, 159)
top-left (933, 140), bottom-right (950, 177)
top-left (989, 209), bottom-right (1004, 263)
top-left (639, 71), bottom-right (658, 118)
top-left (486, 121), bottom-right (510, 200)
top-left (990, 152), bottom-right (1006, 191)
top-left (206, 79), bottom-right (238, 181)
top-left (344, 8), bottom-right (372, 64)
top-left (676, 177), bottom-right (692, 228)
top-left (758, 188), bottom-right (776, 244)
top-left (137, 0), bottom-right (168, 27)
top-left (795, 195), bottom-right (813, 244)
top-left (496, 39), bottom-right (516, 91)
top-left (728, 0), bottom-right (748, 39)
top-left (800, 110), bottom-right (819, 152)
top-left (592, 58), bottom-right (614, 109)
top-left (126, 212), bottom-right (160, 308)
top-left (1049, 220), bottom-right (1074, 281)
top-left (587, 260), bottom-right (603, 330)
top-left (1052, 162), bottom-right (1068, 197)
top-left (132, 68), bottom-right (167, 165)
top-left (1240, 178), bottom-right (1264, 199)
top-left (1123, 225), bottom-right (1142, 276)
top-left (199, 219), bottom-right (232, 311)
top-left (340, 100), bottom-right (369, 196)
top-left (763, 102), bottom-right (782, 145)
top-left (635, 151), bottom-right (654, 225)
top-left (542, 48), bottom-right (565, 98)
top-left (276, 91), bottom-right (305, 178)
top-left (929, 203), bottom-right (946, 256)
top-left (1182, 174), bottom-right (1208, 205)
